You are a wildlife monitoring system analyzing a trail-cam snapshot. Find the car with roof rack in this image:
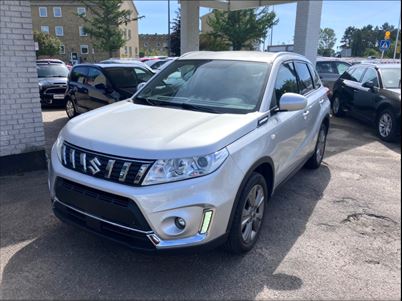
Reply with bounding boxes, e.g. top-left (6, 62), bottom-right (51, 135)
top-left (332, 62), bottom-right (401, 142)
top-left (49, 51), bottom-right (331, 253)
